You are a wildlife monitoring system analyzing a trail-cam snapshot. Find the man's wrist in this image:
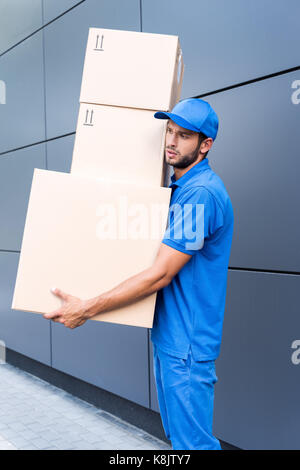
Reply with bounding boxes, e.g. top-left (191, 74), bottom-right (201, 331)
top-left (83, 295), bottom-right (104, 319)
